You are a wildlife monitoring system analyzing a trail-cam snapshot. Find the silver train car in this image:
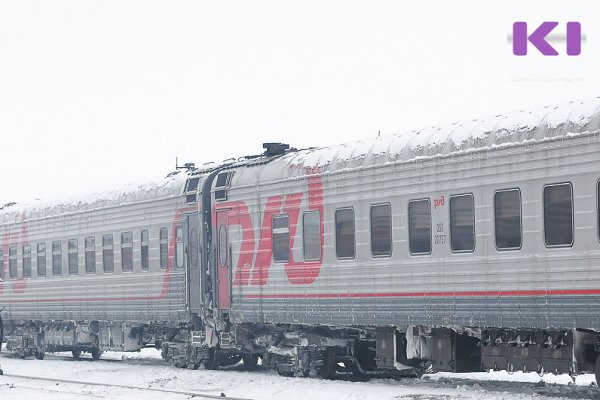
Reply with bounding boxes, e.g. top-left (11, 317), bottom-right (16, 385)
top-left (2, 98), bottom-right (600, 382)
